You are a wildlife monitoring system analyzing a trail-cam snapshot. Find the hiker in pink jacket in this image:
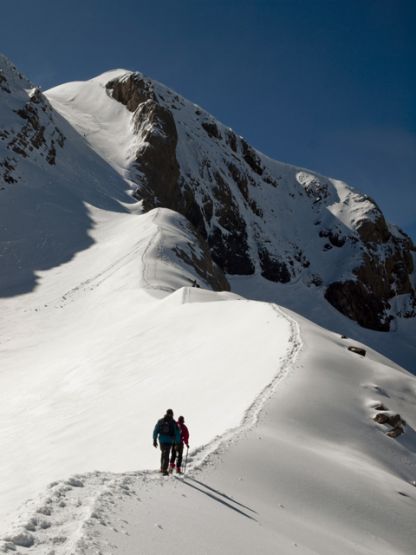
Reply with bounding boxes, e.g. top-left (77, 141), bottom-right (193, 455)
top-left (169, 415), bottom-right (189, 474)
